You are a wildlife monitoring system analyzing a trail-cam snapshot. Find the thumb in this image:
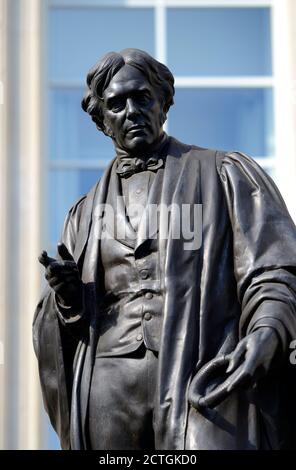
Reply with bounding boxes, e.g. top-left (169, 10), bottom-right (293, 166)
top-left (226, 340), bottom-right (246, 374)
top-left (38, 250), bottom-right (57, 268)
top-left (57, 242), bottom-right (74, 262)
